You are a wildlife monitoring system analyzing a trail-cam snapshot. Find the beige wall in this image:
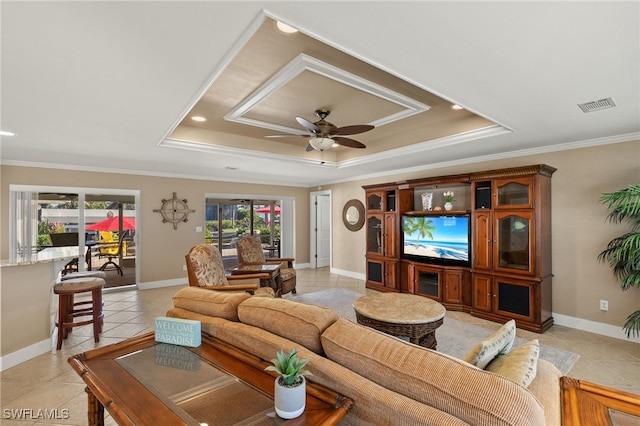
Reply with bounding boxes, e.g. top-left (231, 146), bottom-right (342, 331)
top-left (327, 140), bottom-right (640, 330)
top-left (0, 139), bottom-right (638, 357)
